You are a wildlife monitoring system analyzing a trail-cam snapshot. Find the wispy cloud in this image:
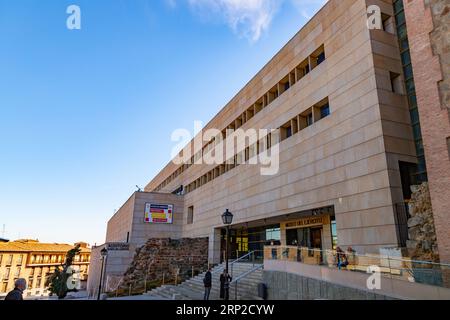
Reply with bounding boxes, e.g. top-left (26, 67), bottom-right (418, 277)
top-left (187, 0), bottom-right (281, 42)
top-left (291, 0), bottom-right (328, 20)
top-left (167, 0), bottom-right (328, 43)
